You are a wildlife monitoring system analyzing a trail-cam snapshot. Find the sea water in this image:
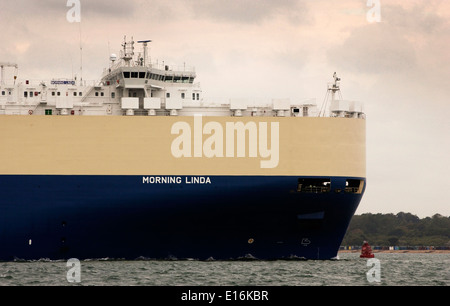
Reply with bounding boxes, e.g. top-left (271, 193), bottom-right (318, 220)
top-left (0, 253), bottom-right (448, 286)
